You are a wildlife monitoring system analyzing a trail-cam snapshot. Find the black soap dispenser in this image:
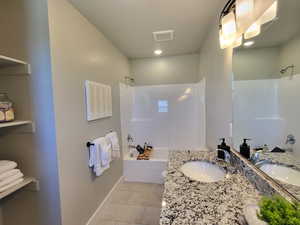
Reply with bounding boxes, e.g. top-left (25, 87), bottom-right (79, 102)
top-left (218, 138), bottom-right (231, 153)
top-left (240, 139), bottom-right (251, 159)
top-left (217, 138), bottom-right (230, 160)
